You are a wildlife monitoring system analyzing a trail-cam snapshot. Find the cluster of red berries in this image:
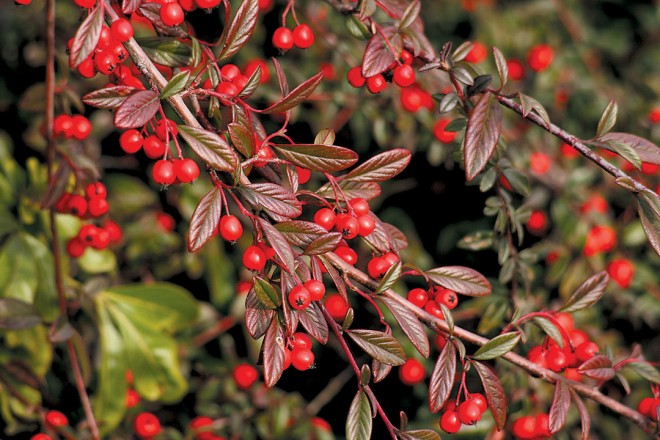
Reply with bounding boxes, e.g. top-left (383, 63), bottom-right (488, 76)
top-left (526, 313), bottom-right (599, 375)
top-left (439, 393), bottom-right (489, 434)
top-left (282, 332), bottom-right (316, 371)
top-left (511, 413), bottom-right (551, 439)
top-left (154, 0), bottom-right (223, 28)
top-left (205, 63), bottom-right (252, 105)
top-left (366, 251), bottom-right (400, 279)
top-left (347, 50), bottom-right (416, 94)
top-left (400, 84), bottom-right (434, 112)
top-left (287, 279), bottom-right (326, 311)
top-left (272, 24), bottom-right (315, 51)
top-left (125, 369), bottom-right (141, 409)
top-left (637, 392), bottom-right (660, 422)
top-left (190, 416), bottom-right (226, 440)
top-left (68, 19), bottom-right (131, 78)
top-left (314, 197), bottom-right (377, 240)
top-left (53, 113), bottom-right (92, 141)
top-left (406, 285), bottom-right (460, 318)
top-left (29, 410), bottom-right (69, 439)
